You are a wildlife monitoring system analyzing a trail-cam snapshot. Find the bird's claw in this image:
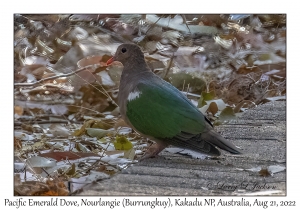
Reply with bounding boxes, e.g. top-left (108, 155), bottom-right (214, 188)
top-left (139, 142), bottom-right (168, 161)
